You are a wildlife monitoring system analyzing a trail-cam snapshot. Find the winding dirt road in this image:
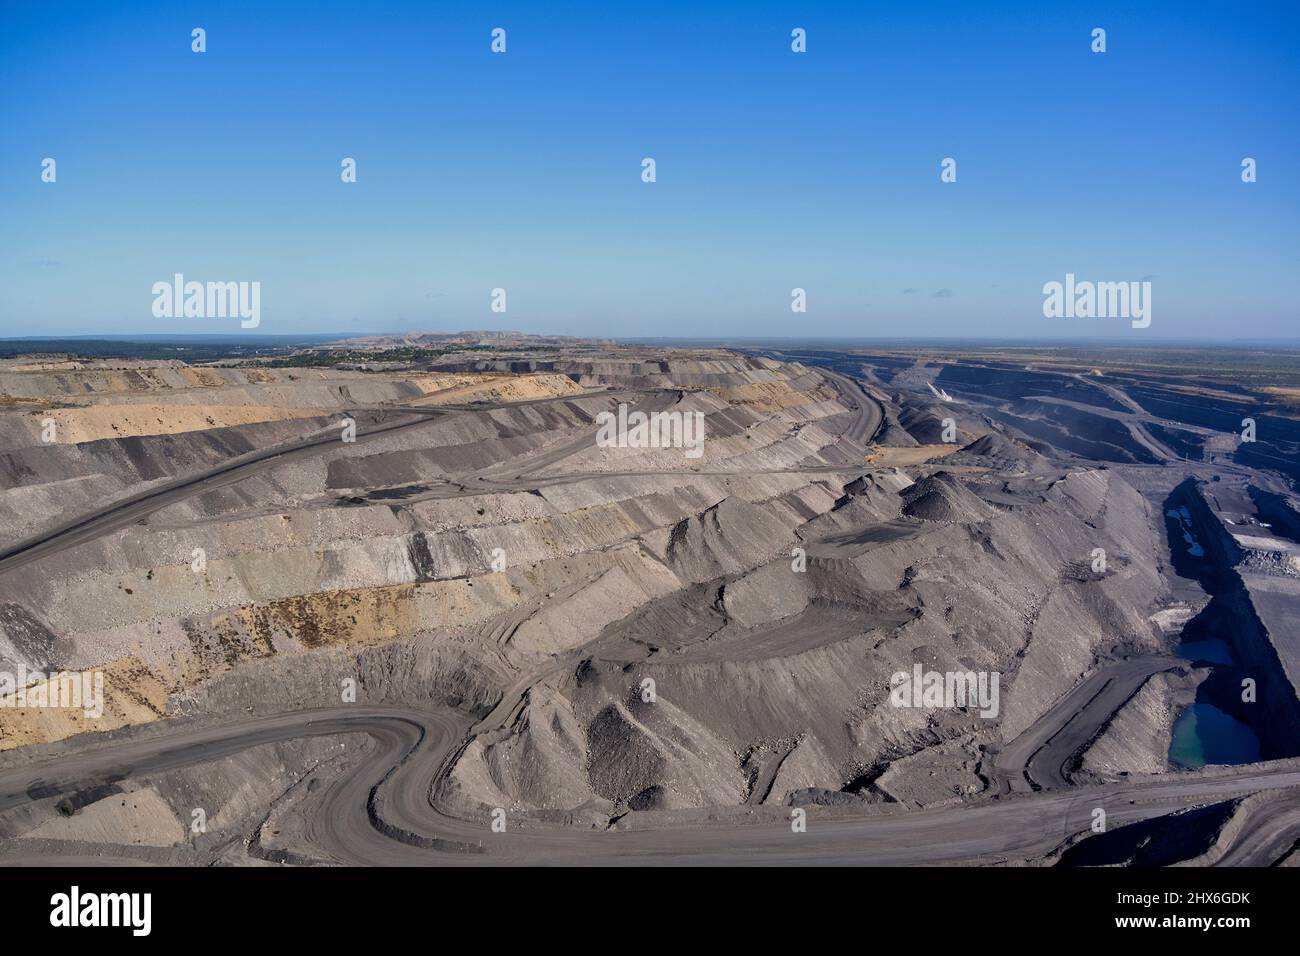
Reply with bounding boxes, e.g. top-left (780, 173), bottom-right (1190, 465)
top-left (3, 702), bottom-right (1300, 866)
top-left (993, 655), bottom-right (1185, 793)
